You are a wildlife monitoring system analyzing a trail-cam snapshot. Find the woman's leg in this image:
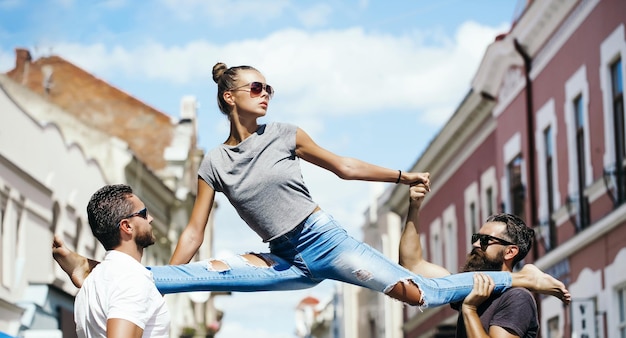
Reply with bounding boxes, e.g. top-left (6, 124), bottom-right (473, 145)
top-left (289, 210), bottom-right (570, 307)
top-left (53, 234), bottom-right (320, 293)
top-left (148, 252), bottom-right (320, 294)
top-left (52, 235), bottom-right (97, 288)
top-left (510, 264), bottom-right (571, 302)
